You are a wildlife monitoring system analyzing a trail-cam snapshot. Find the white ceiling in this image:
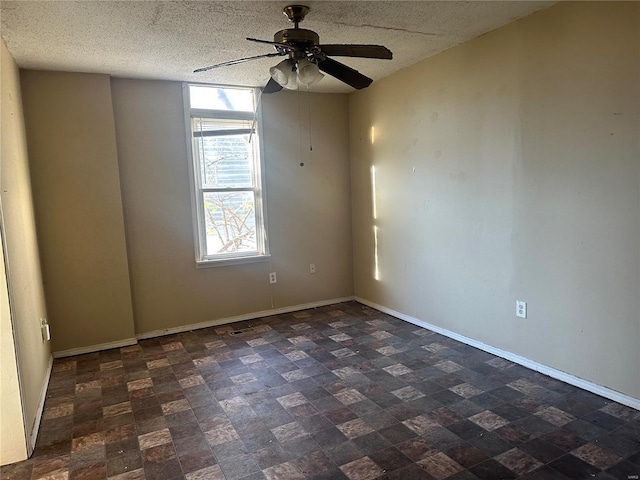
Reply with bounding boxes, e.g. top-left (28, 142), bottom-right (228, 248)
top-left (0, 1), bottom-right (553, 93)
